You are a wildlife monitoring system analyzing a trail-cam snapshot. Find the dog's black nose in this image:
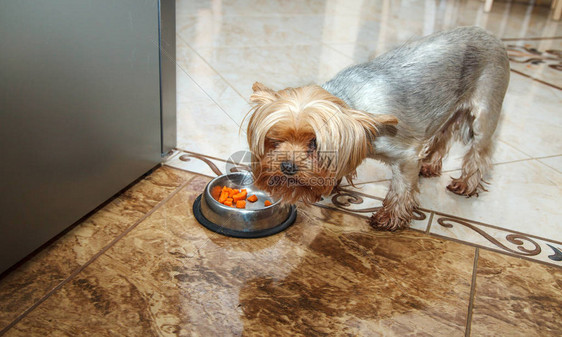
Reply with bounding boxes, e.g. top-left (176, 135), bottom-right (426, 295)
top-left (280, 161), bottom-right (298, 175)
